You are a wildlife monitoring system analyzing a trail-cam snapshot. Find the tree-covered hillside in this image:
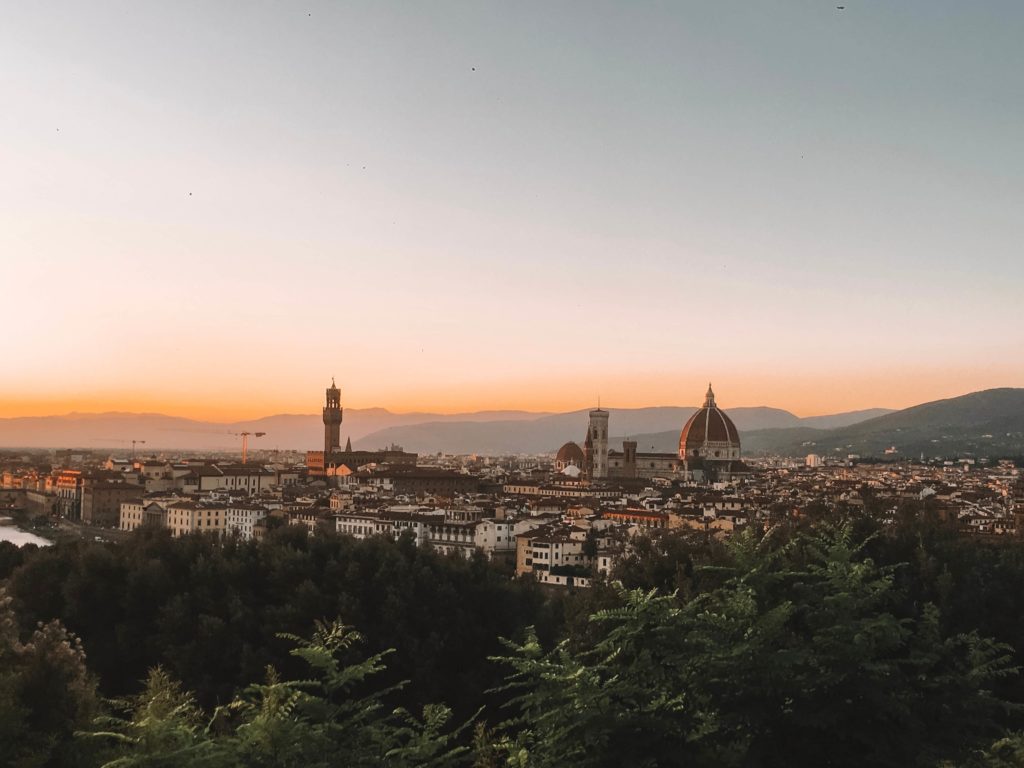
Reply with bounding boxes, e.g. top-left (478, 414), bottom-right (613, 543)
top-left (6, 514), bottom-right (1024, 766)
top-left (745, 388), bottom-right (1024, 458)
